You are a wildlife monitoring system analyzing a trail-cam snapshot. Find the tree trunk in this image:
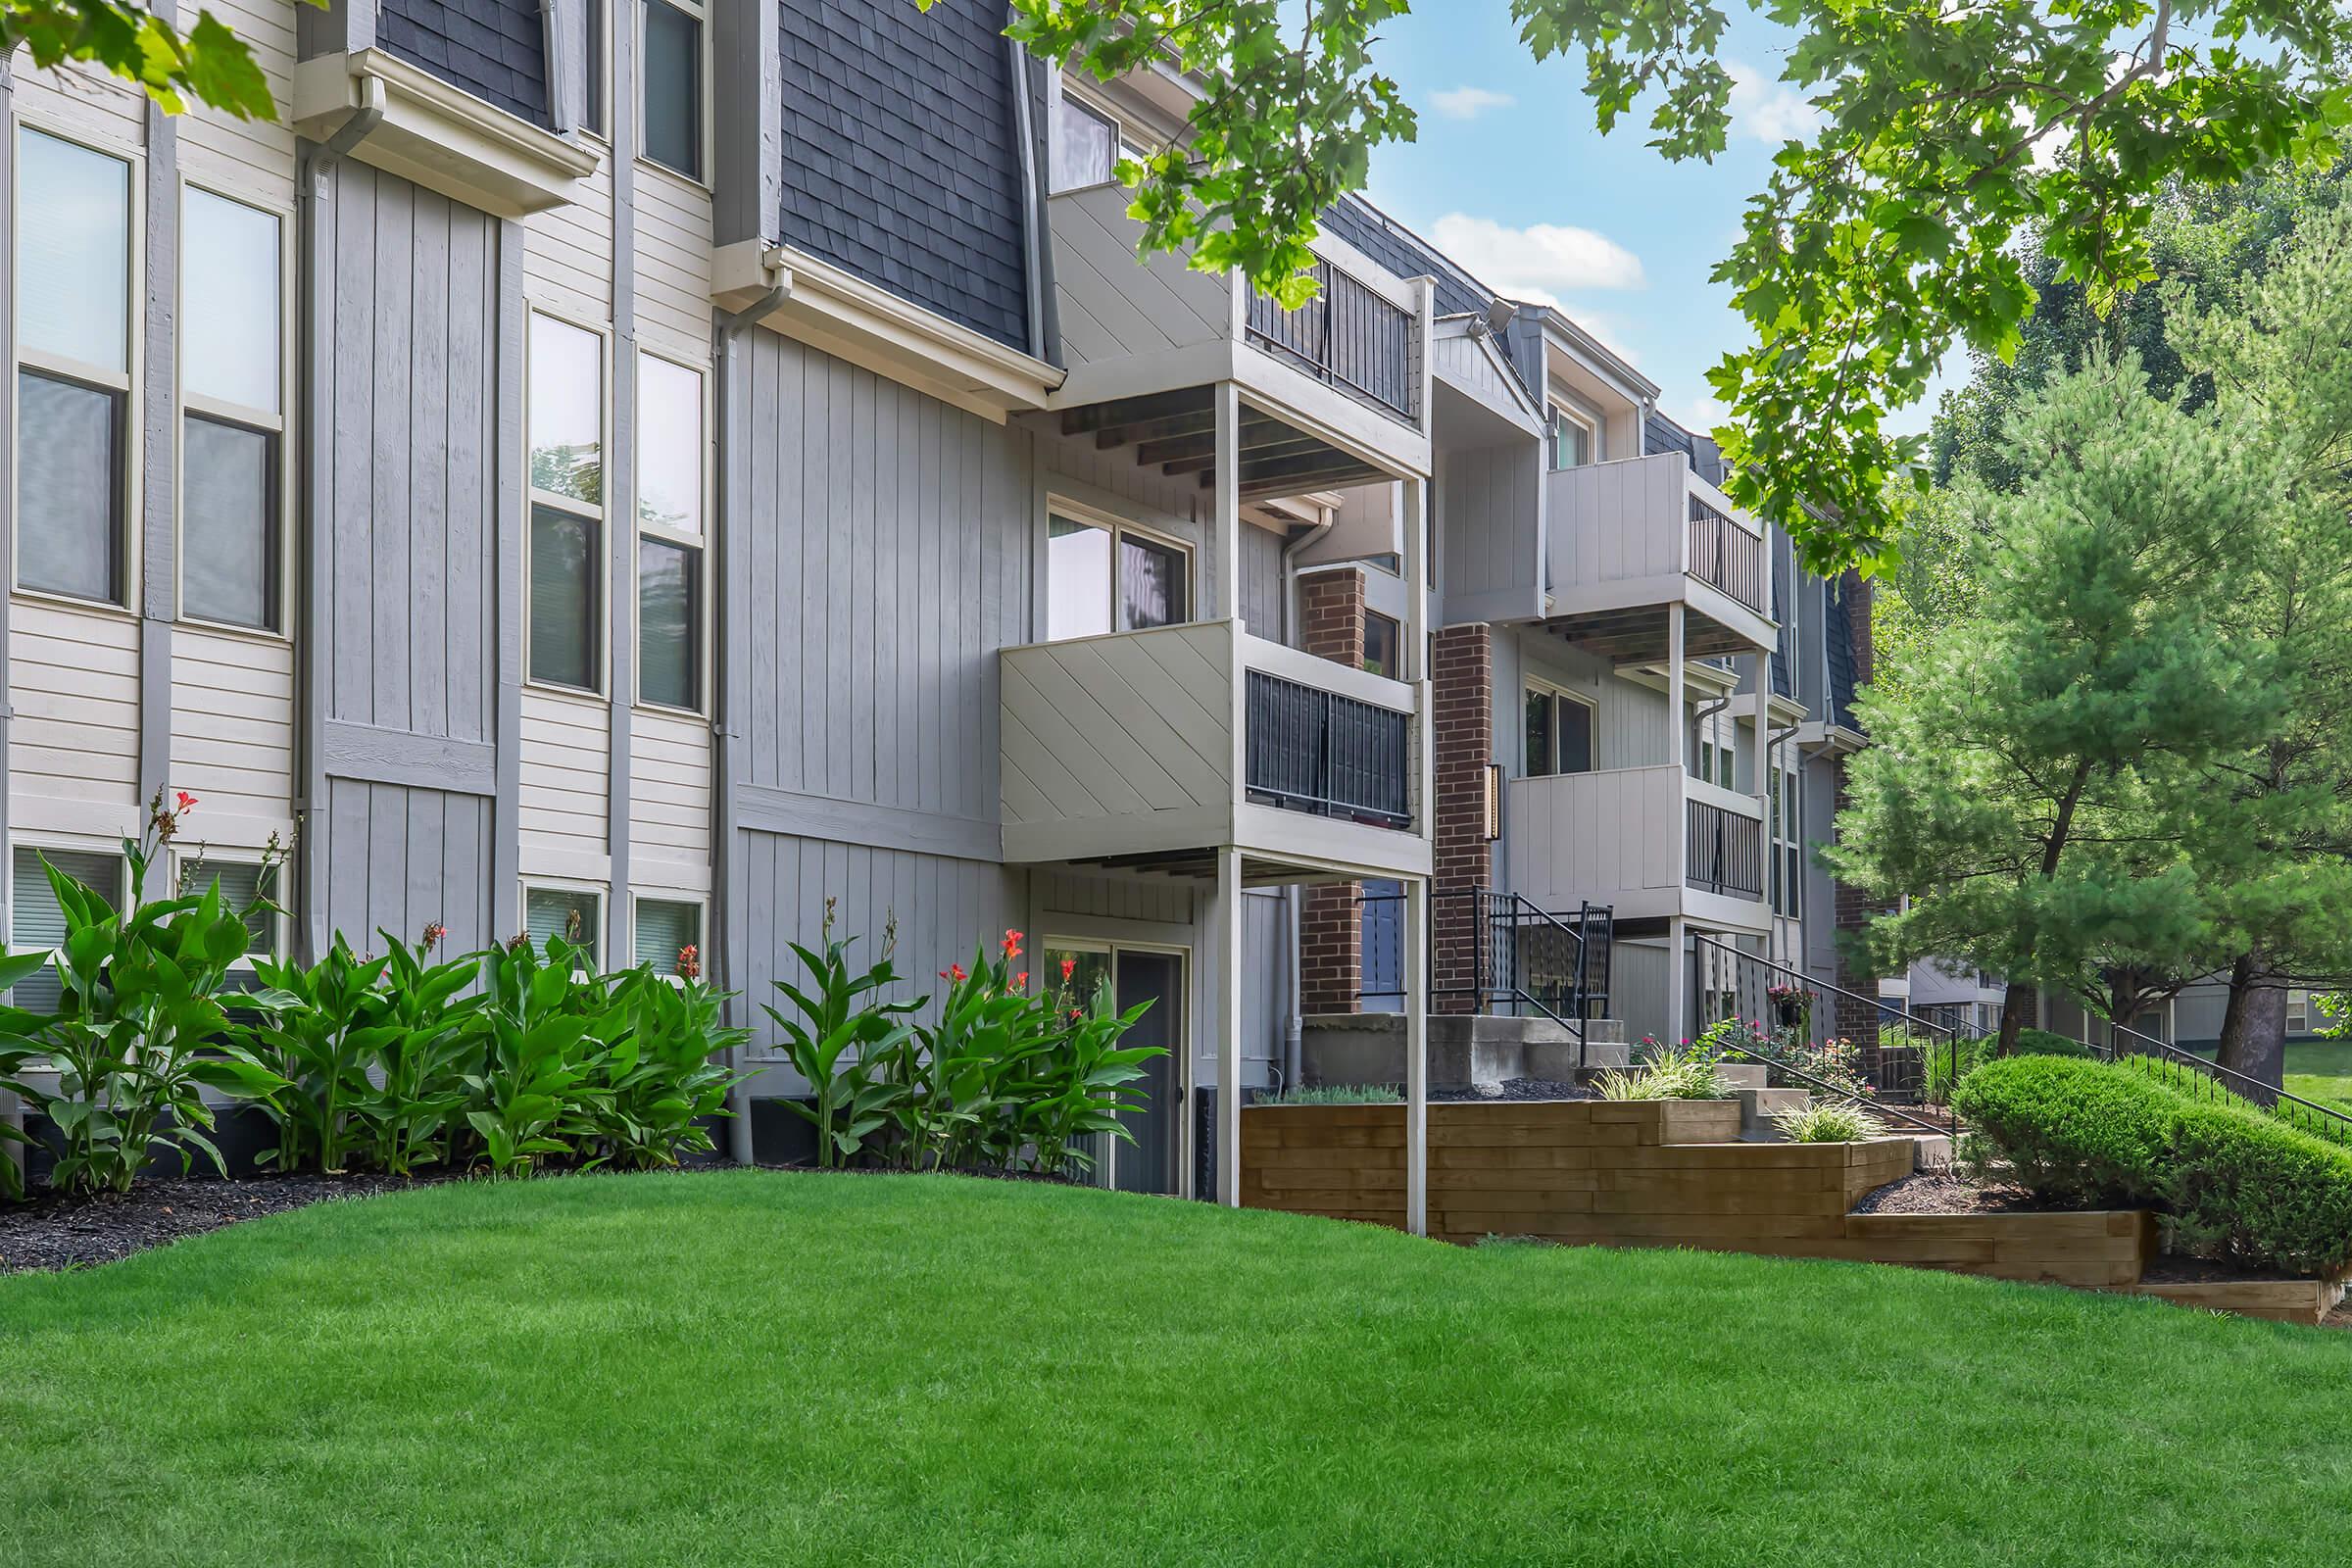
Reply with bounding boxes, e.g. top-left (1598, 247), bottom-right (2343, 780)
top-left (2217, 953), bottom-right (2288, 1102)
top-left (1995, 980), bottom-right (2037, 1056)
